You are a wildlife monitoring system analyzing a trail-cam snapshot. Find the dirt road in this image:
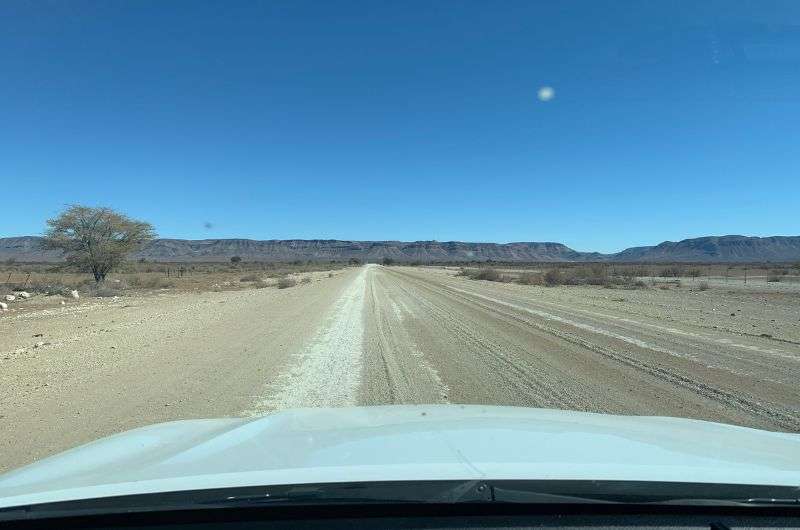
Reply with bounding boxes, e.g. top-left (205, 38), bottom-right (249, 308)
top-left (2, 265), bottom-right (799, 472)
